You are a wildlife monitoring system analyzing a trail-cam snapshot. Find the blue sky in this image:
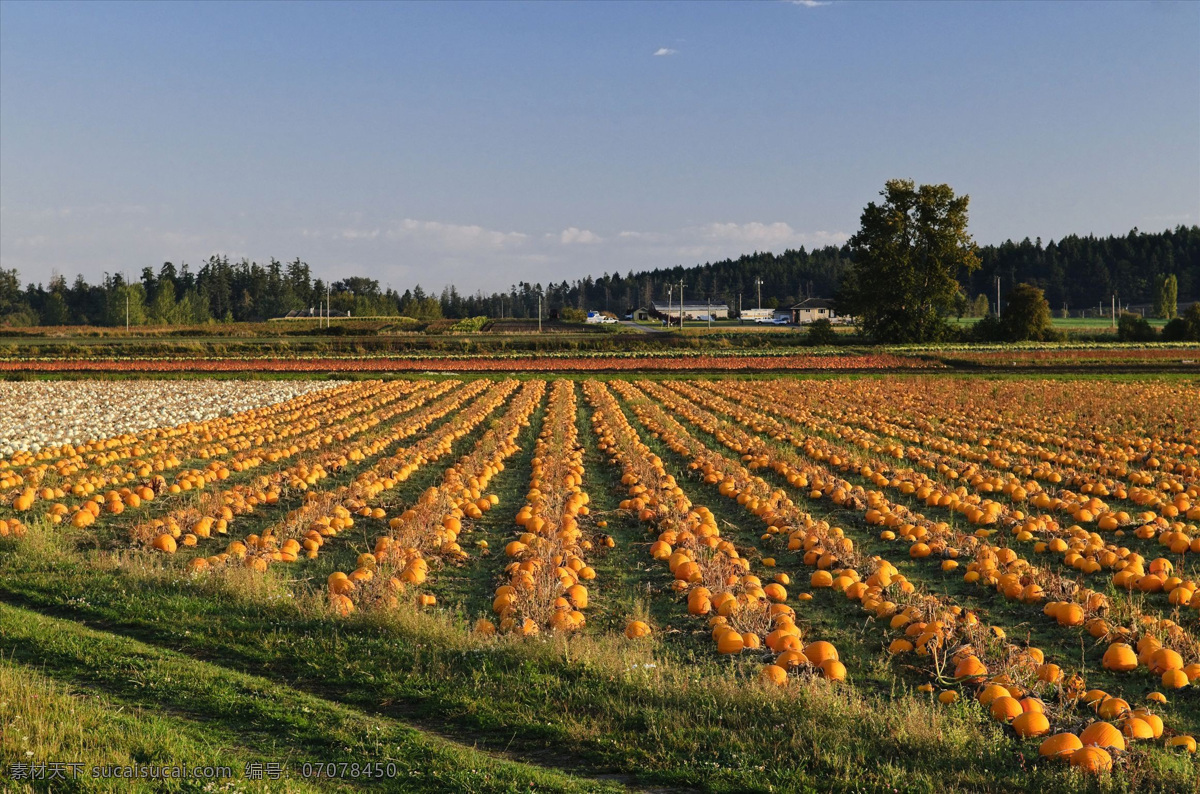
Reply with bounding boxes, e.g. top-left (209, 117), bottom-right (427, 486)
top-left (2, 0), bottom-right (1197, 292)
